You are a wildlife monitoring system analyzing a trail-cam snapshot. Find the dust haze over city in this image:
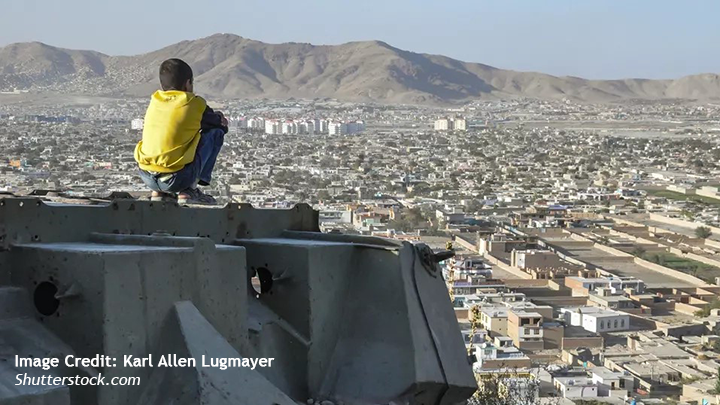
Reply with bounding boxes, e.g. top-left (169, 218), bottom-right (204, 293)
top-left (2, 1), bottom-right (720, 405)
